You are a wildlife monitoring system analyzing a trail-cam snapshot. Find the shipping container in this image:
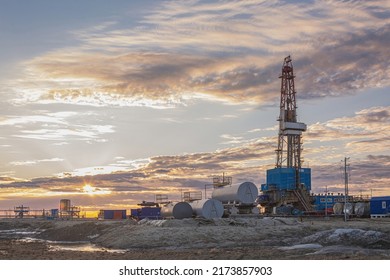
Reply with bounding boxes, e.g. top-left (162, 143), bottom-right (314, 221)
top-left (370, 196), bottom-right (390, 217)
top-left (99, 210), bottom-right (126, 219)
top-left (131, 207), bottom-right (161, 220)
